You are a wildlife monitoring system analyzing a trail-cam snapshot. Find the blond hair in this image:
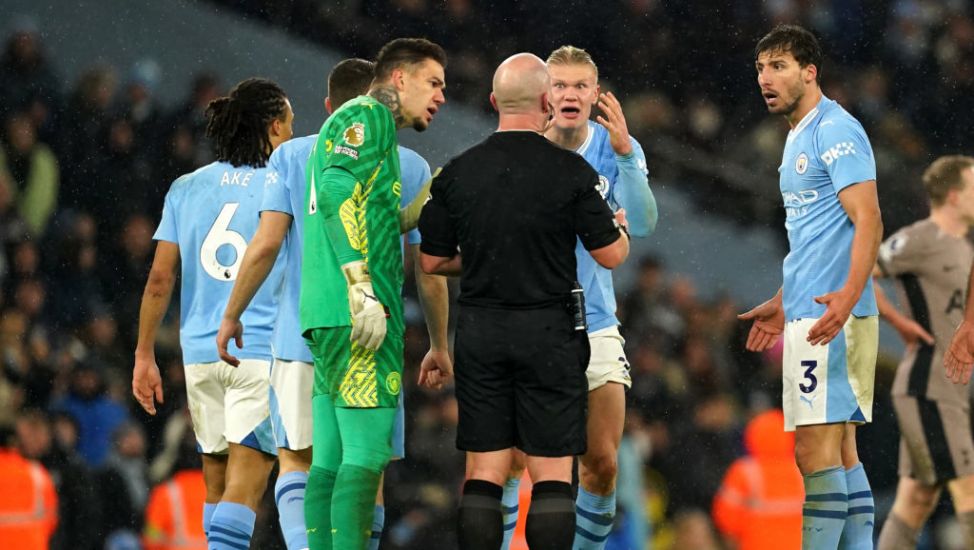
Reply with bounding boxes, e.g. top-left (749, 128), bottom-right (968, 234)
top-left (923, 155), bottom-right (974, 206)
top-left (546, 45), bottom-right (598, 80)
